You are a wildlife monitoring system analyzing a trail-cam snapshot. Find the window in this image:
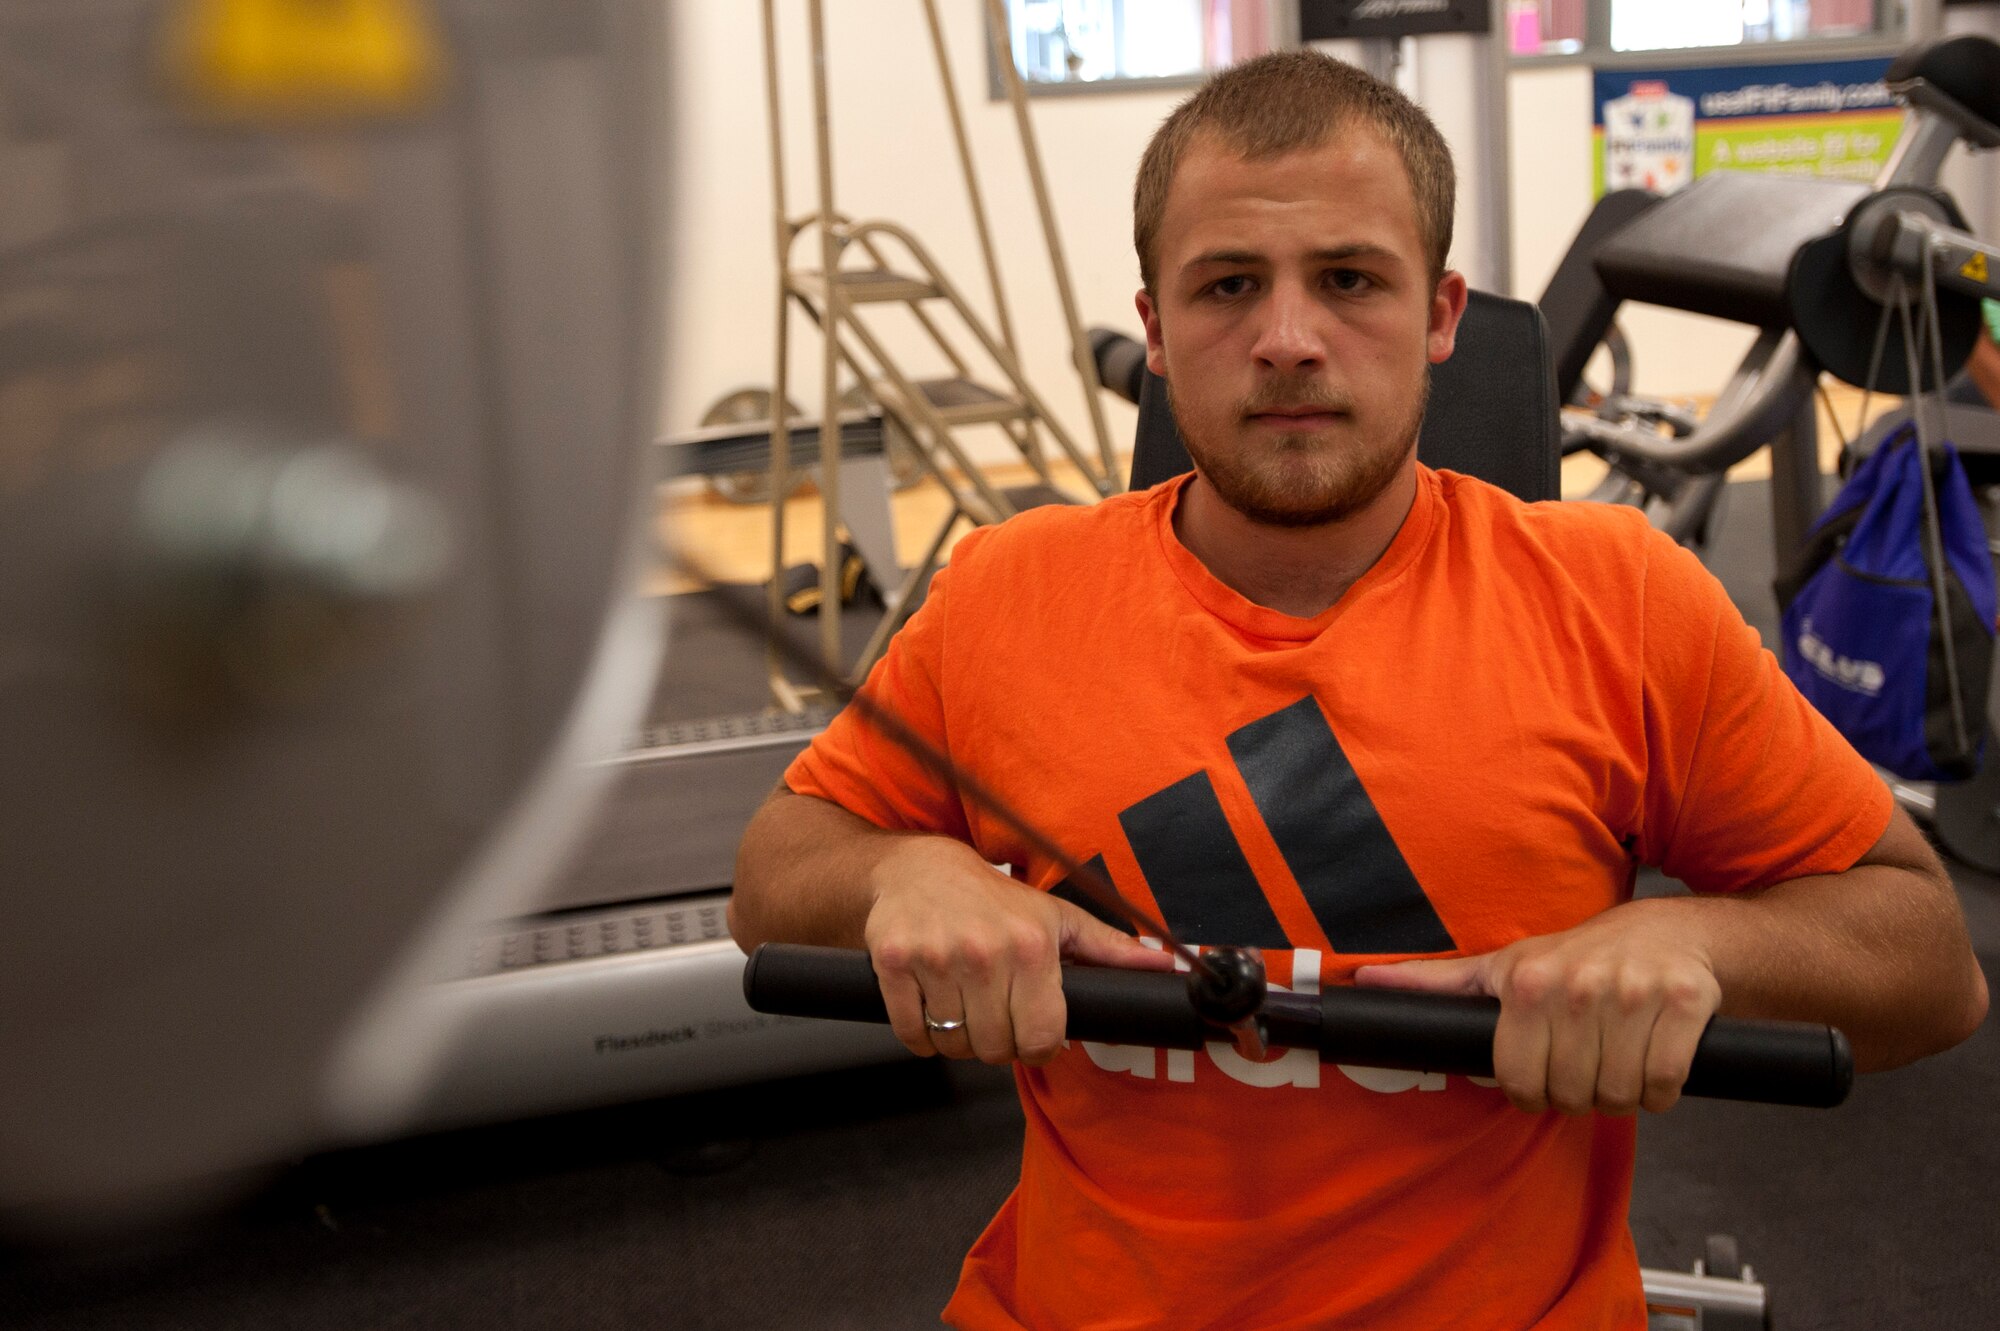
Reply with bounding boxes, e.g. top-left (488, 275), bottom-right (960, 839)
top-left (1613, 0), bottom-right (1880, 51)
top-left (1001, 0), bottom-right (1275, 93)
top-left (1510, 0), bottom-right (1900, 60)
